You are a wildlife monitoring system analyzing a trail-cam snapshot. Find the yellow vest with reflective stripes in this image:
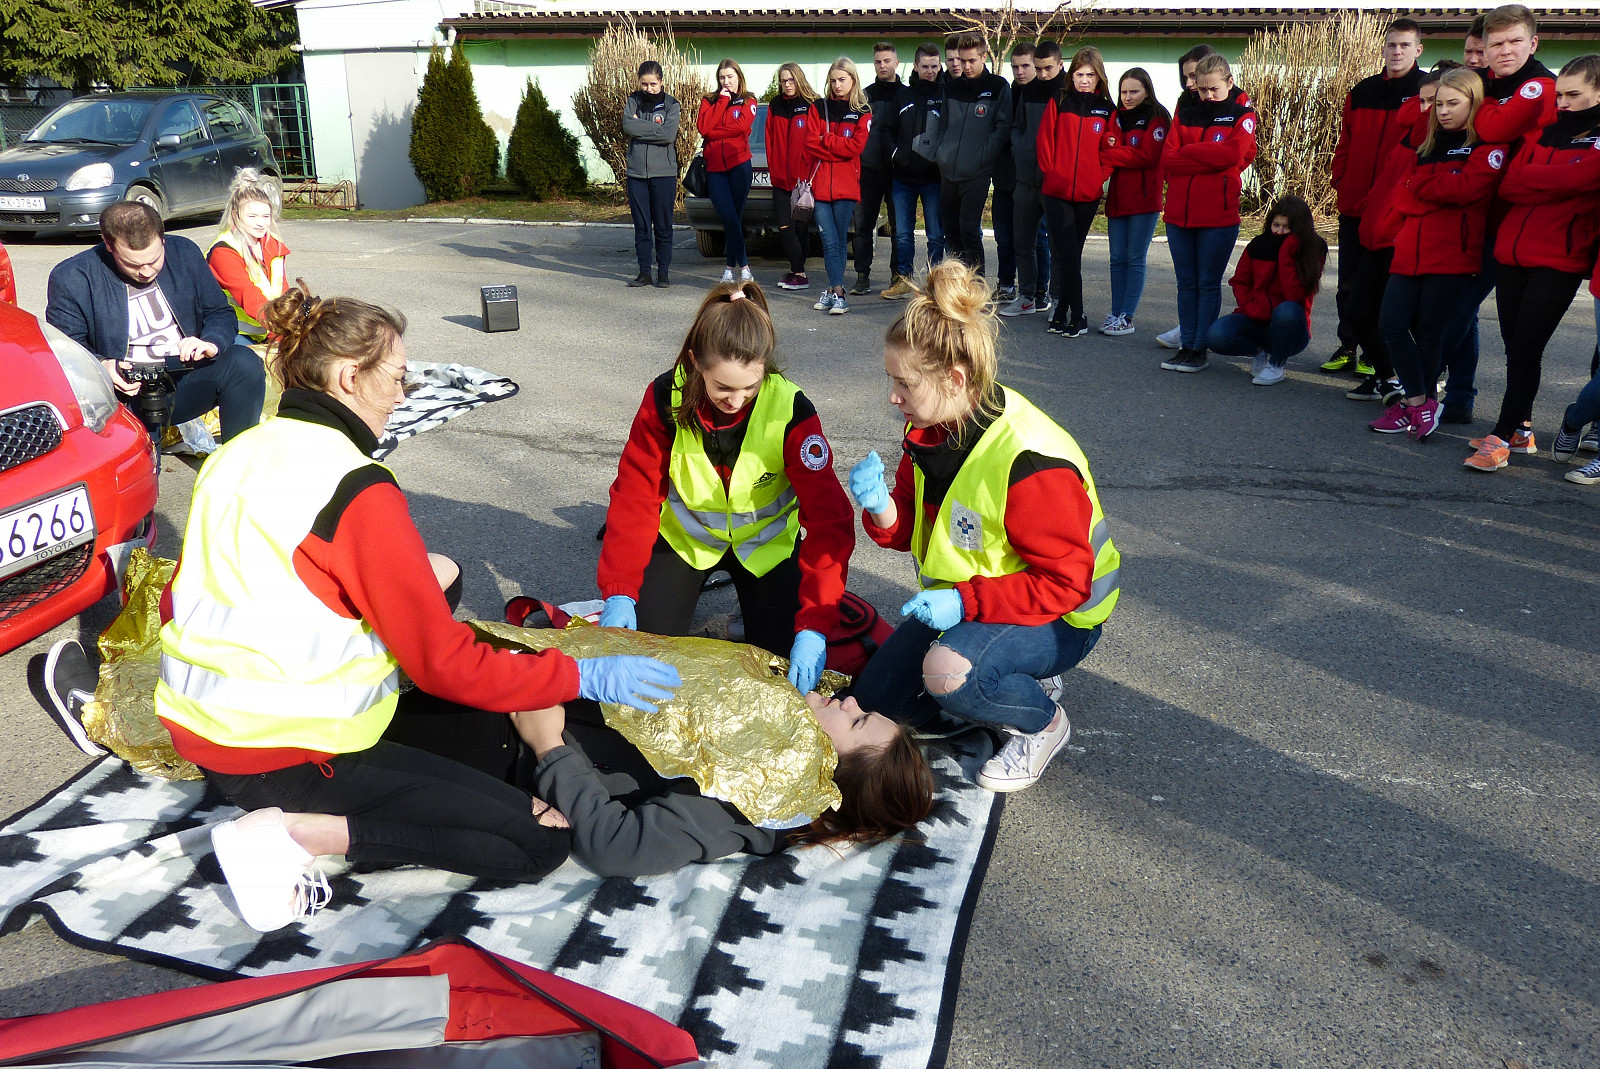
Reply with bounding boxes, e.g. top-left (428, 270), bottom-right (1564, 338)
top-left (155, 415), bottom-right (402, 753)
top-left (208, 231), bottom-right (286, 340)
top-left (911, 386), bottom-right (1120, 629)
top-left (658, 368), bottom-right (802, 576)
